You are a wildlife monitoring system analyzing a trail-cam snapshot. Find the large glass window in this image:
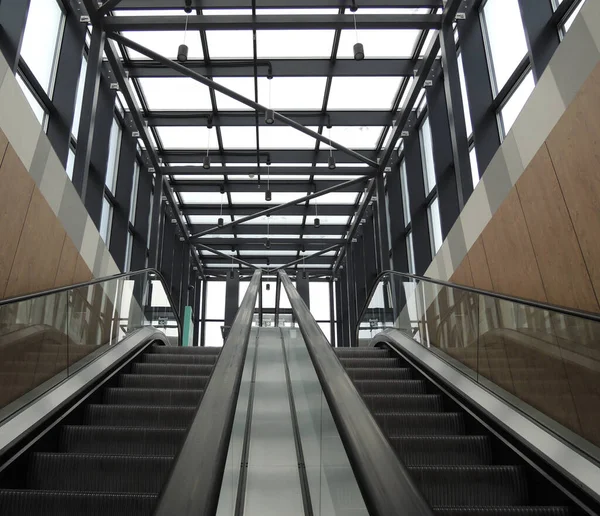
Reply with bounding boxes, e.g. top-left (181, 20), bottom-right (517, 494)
top-left (481, 0), bottom-right (528, 94)
top-left (309, 282), bottom-right (331, 321)
top-left (125, 231), bottom-right (134, 271)
top-left (400, 159), bottom-right (411, 226)
top-left (457, 52), bottom-right (473, 138)
top-left (470, 147), bottom-right (480, 189)
top-left (428, 197), bottom-right (443, 255)
top-left (15, 74), bottom-right (45, 125)
top-left (100, 196), bottom-right (113, 244)
top-left (206, 281), bottom-right (226, 320)
top-left (71, 57), bottom-right (87, 139)
top-left (407, 231), bottom-right (416, 274)
top-left (105, 117), bottom-right (122, 194)
top-left (500, 71), bottom-right (535, 135)
top-left (419, 116), bottom-right (436, 195)
top-left (129, 161), bottom-right (140, 224)
top-left (20, 0), bottom-right (64, 94)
